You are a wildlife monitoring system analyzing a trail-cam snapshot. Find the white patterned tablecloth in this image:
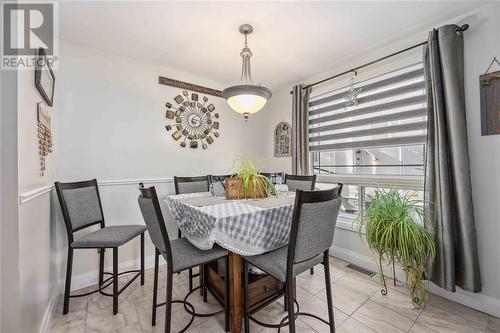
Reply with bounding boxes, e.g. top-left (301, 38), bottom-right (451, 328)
top-left (165, 192), bottom-right (295, 256)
